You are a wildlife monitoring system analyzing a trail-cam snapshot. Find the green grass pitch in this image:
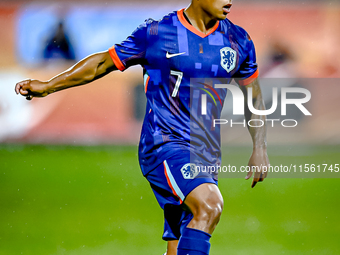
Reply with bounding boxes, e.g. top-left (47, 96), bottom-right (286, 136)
top-left (0, 144), bottom-right (339, 255)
